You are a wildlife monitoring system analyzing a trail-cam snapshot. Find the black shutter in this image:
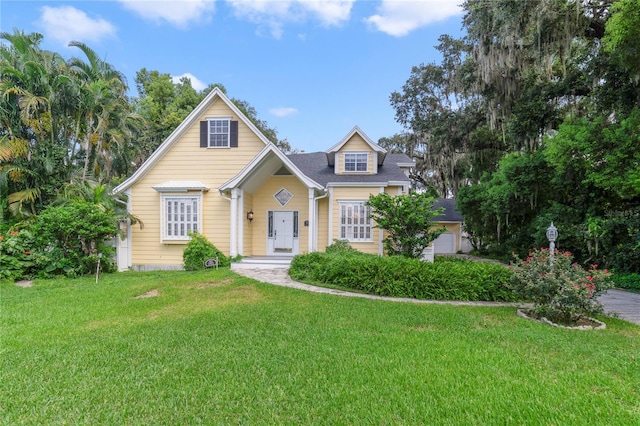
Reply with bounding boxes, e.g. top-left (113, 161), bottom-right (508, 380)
top-left (230, 120), bottom-right (238, 148)
top-left (200, 121), bottom-right (208, 147)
